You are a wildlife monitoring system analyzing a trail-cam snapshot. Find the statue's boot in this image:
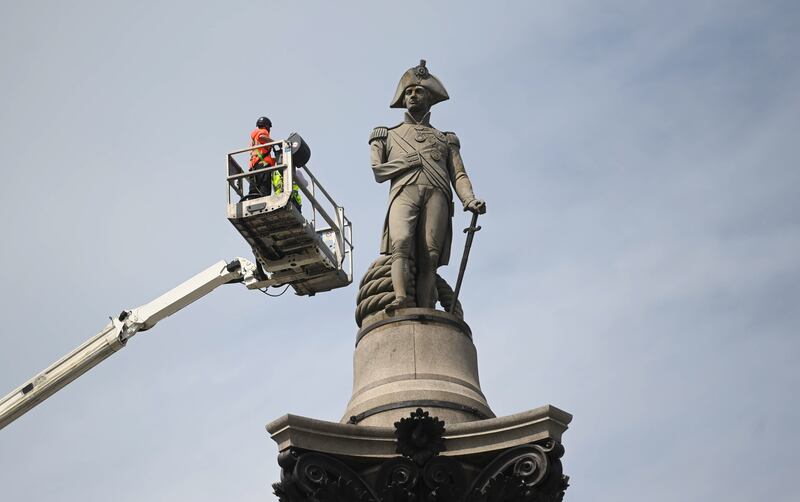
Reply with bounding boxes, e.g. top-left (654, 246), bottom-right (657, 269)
top-left (384, 296), bottom-right (414, 313)
top-left (415, 269), bottom-right (437, 309)
top-left (386, 256), bottom-right (414, 312)
top-left (415, 246), bottom-right (440, 309)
